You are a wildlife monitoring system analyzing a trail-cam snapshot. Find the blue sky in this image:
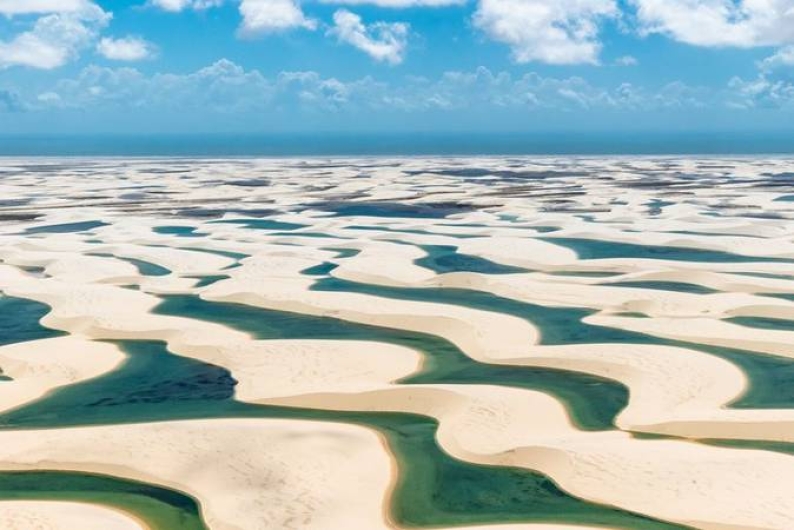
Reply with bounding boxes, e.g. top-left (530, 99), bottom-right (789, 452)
top-left (1, 0), bottom-right (794, 134)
